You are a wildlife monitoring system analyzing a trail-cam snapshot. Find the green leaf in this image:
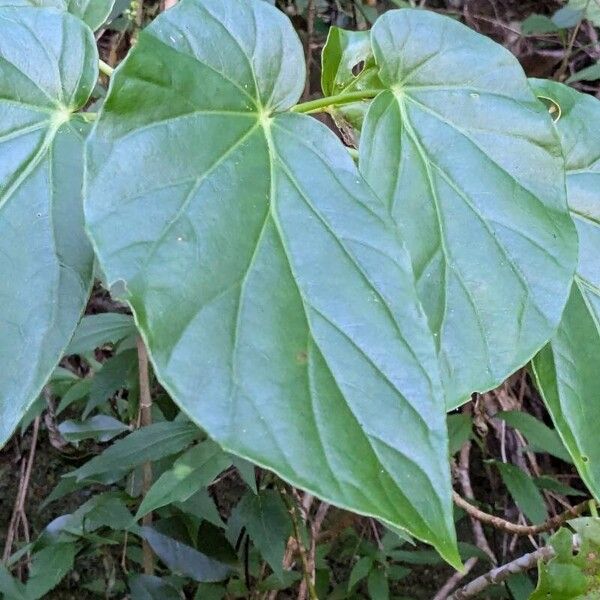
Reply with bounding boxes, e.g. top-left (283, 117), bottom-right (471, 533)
top-left (493, 461), bottom-right (548, 525)
top-left (25, 543), bottom-right (76, 600)
top-left (66, 0), bottom-right (115, 30)
top-left (530, 80), bottom-right (600, 503)
top-left (58, 415), bottom-right (130, 443)
top-left (521, 14), bottom-right (563, 34)
top-left (348, 556), bottom-right (373, 590)
top-left (367, 567), bottom-right (389, 600)
top-left (447, 413), bottom-right (472, 456)
top-left (84, 349), bottom-right (138, 418)
top-left (84, 0), bottom-right (458, 565)
top-left (566, 0), bottom-right (600, 26)
top-left (141, 526), bottom-right (231, 582)
top-left (494, 410), bottom-right (572, 463)
top-left (67, 313), bottom-right (135, 355)
top-left (321, 27), bottom-right (383, 143)
top-left (231, 457), bottom-right (257, 494)
top-left (534, 475), bottom-right (587, 498)
top-left (0, 7), bottom-right (96, 447)
top-left (176, 489), bottom-right (224, 528)
top-left (137, 440), bottom-right (232, 518)
top-left (0, 565), bottom-right (27, 600)
top-left (359, 9), bottom-right (577, 409)
top-left (567, 62), bottom-right (600, 84)
top-left (129, 575), bottom-right (181, 600)
top-left (71, 421), bottom-right (198, 481)
top-left (233, 490), bottom-right (291, 579)
top-left (0, 0), bottom-right (115, 30)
